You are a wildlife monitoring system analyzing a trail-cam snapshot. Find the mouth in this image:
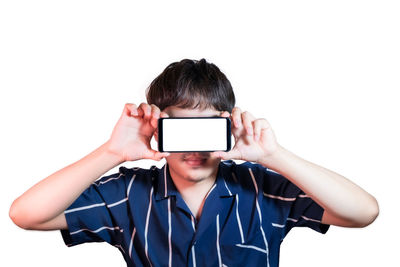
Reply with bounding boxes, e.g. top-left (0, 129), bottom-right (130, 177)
top-left (183, 156), bottom-right (208, 167)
